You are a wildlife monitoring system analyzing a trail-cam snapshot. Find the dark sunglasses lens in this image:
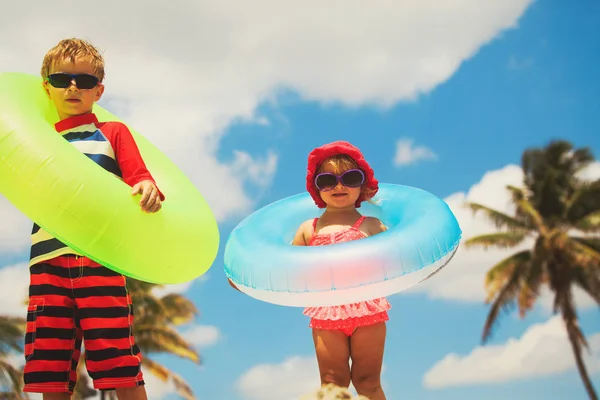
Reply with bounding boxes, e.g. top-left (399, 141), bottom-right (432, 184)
top-left (341, 170), bottom-right (364, 187)
top-left (48, 74), bottom-right (71, 88)
top-left (48, 74), bottom-right (98, 89)
top-left (75, 75), bottom-right (99, 89)
top-left (316, 174), bottom-right (337, 190)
